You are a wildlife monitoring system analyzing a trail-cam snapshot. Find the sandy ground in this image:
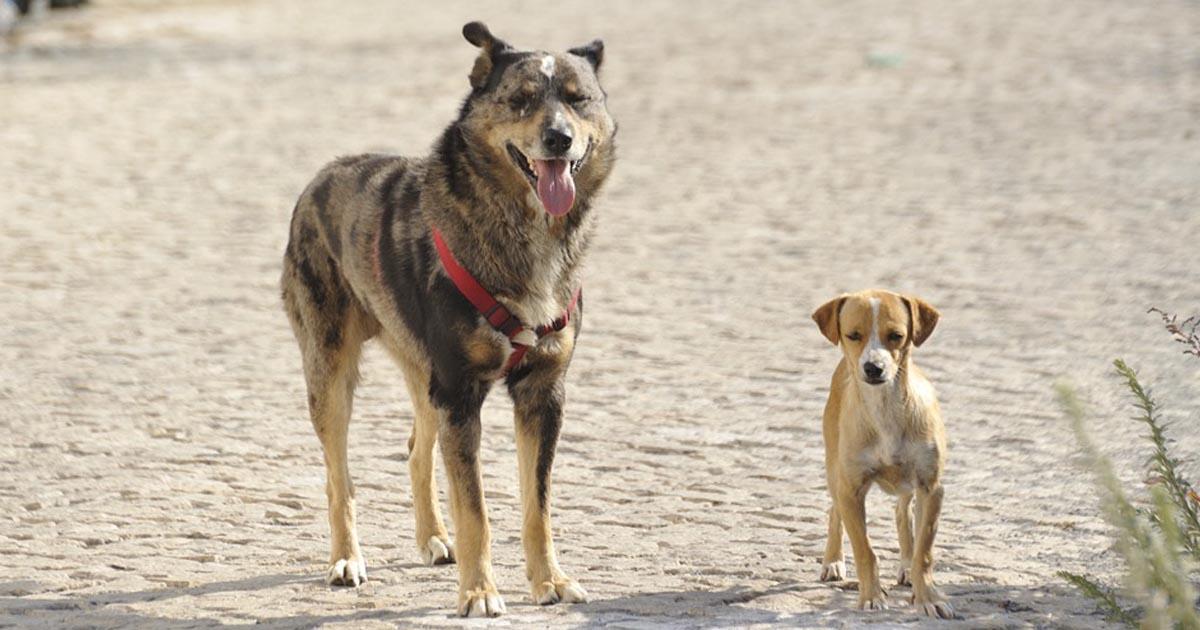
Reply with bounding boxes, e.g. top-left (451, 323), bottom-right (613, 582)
top-left (2, 1), bottom-right (1199, 627)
